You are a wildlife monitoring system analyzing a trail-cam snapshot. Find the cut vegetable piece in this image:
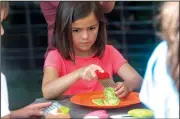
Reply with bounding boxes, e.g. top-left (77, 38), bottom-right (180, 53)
top-left (104, 97), bottom-right (120, 106)
top-left (58, 106), bottom-right (70, 114)
top-left (128, 109), bottom-right (154, 118)
top-left (104, 87), bottom-right (116, 99)
top-left (92, 98), bottom-right (105, 106)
